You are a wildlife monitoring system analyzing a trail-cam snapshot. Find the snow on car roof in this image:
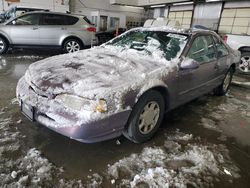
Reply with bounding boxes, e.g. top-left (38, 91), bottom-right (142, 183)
top-left (127, 26), bottom-right (216, 37)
